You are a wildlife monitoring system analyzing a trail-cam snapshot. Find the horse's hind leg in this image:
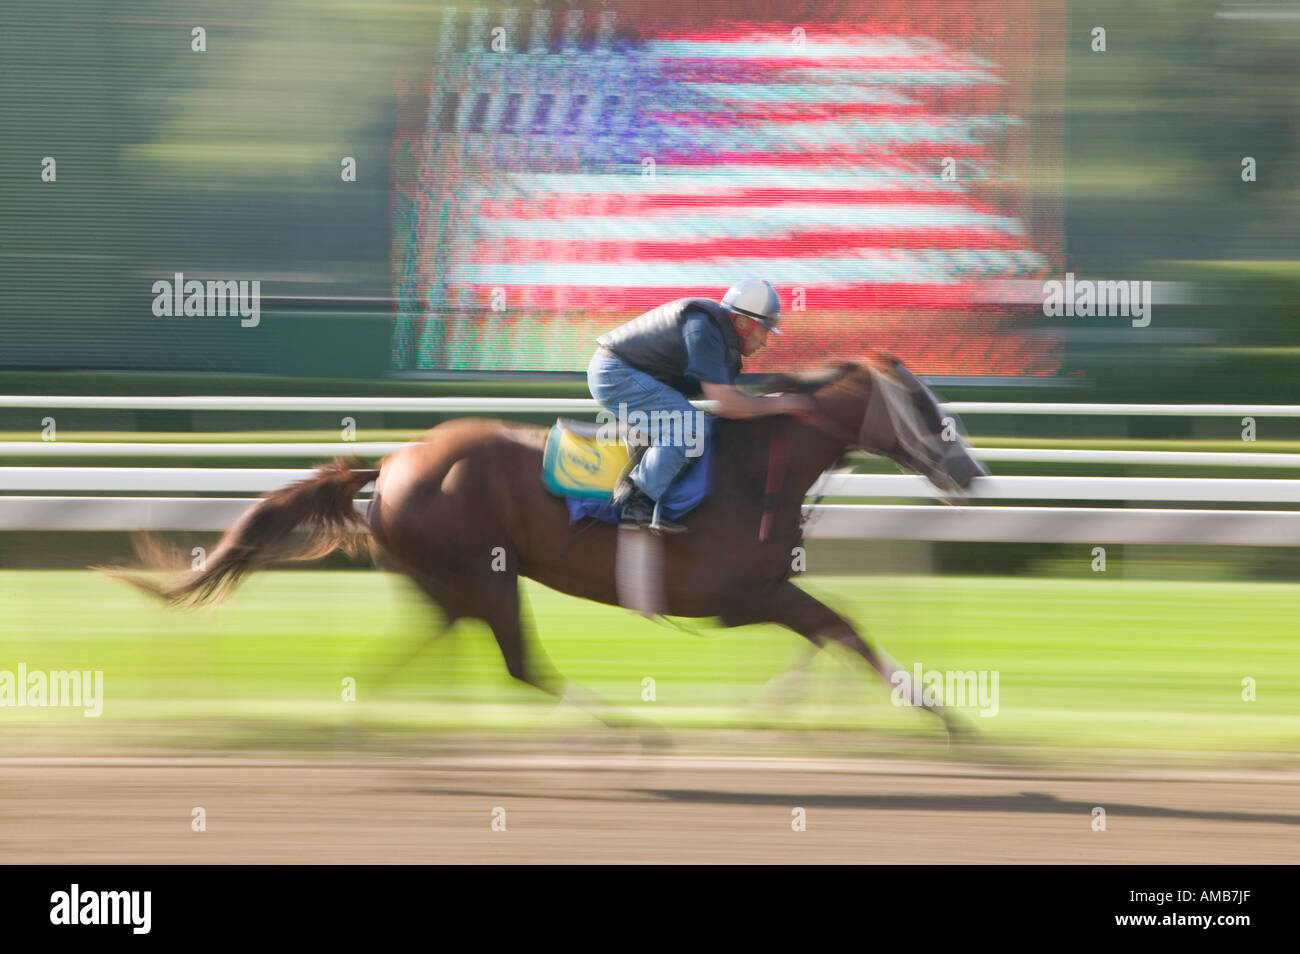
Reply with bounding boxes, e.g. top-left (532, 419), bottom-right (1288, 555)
top-left (477, 571), bottom-right (563, 699)
top-left (480, 570), bottom-right (669, 746)
top-left (360, 565), bottom-right (465, 688)
top-left (399, 566), bottom-right (561, 696)
top-left (722, 582), bottom-right (972, 738)
top-left (468, 569), bottom-right (609, 722)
